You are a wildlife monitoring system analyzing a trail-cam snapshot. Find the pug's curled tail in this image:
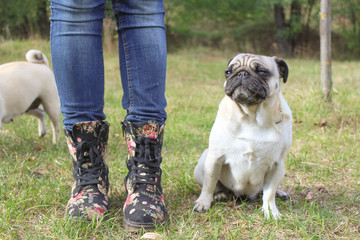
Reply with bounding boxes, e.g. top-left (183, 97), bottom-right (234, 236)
top-left (25, 49), bottom-right (49, 67)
